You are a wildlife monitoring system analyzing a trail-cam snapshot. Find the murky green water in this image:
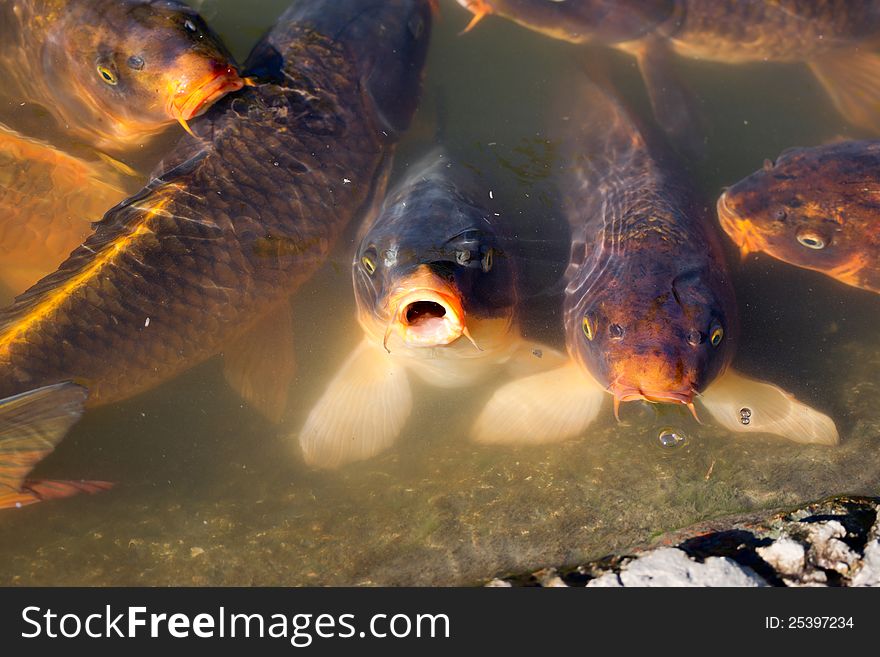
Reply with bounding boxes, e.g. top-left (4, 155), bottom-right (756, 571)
top-left (0, 2), bottom-right (878, 586)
